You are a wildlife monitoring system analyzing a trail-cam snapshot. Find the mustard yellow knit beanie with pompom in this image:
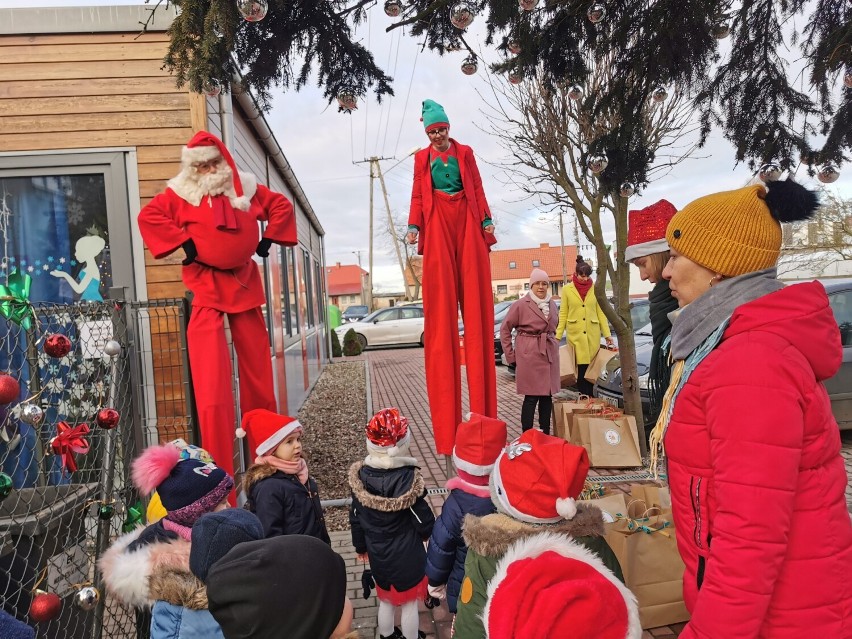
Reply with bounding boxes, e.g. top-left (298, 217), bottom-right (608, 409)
top-left (666, 184), bottom-right (782, 277)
